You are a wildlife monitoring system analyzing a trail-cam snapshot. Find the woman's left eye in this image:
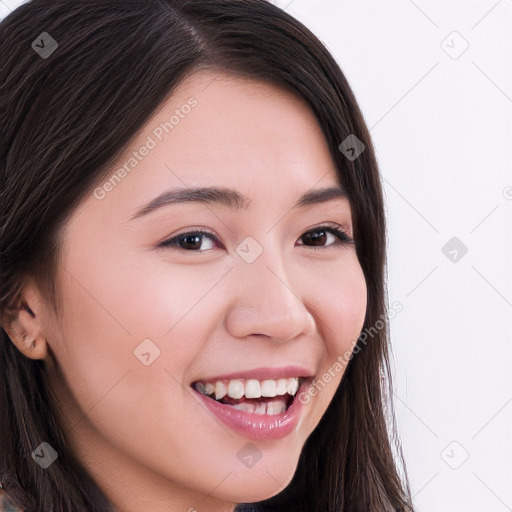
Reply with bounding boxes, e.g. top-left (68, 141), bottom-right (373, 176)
top-left (297, 225), bottom-right (353, 249)
top-left (158, 225), bottom-right (353, 252)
